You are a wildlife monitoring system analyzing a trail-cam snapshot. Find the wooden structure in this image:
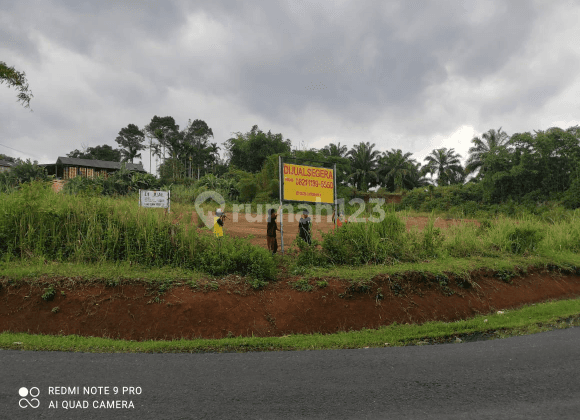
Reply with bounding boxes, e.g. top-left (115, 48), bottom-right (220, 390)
top-left (42, 157), bottom-right (146, 180)
top-left (0, 159), bottom-right (14, 174)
